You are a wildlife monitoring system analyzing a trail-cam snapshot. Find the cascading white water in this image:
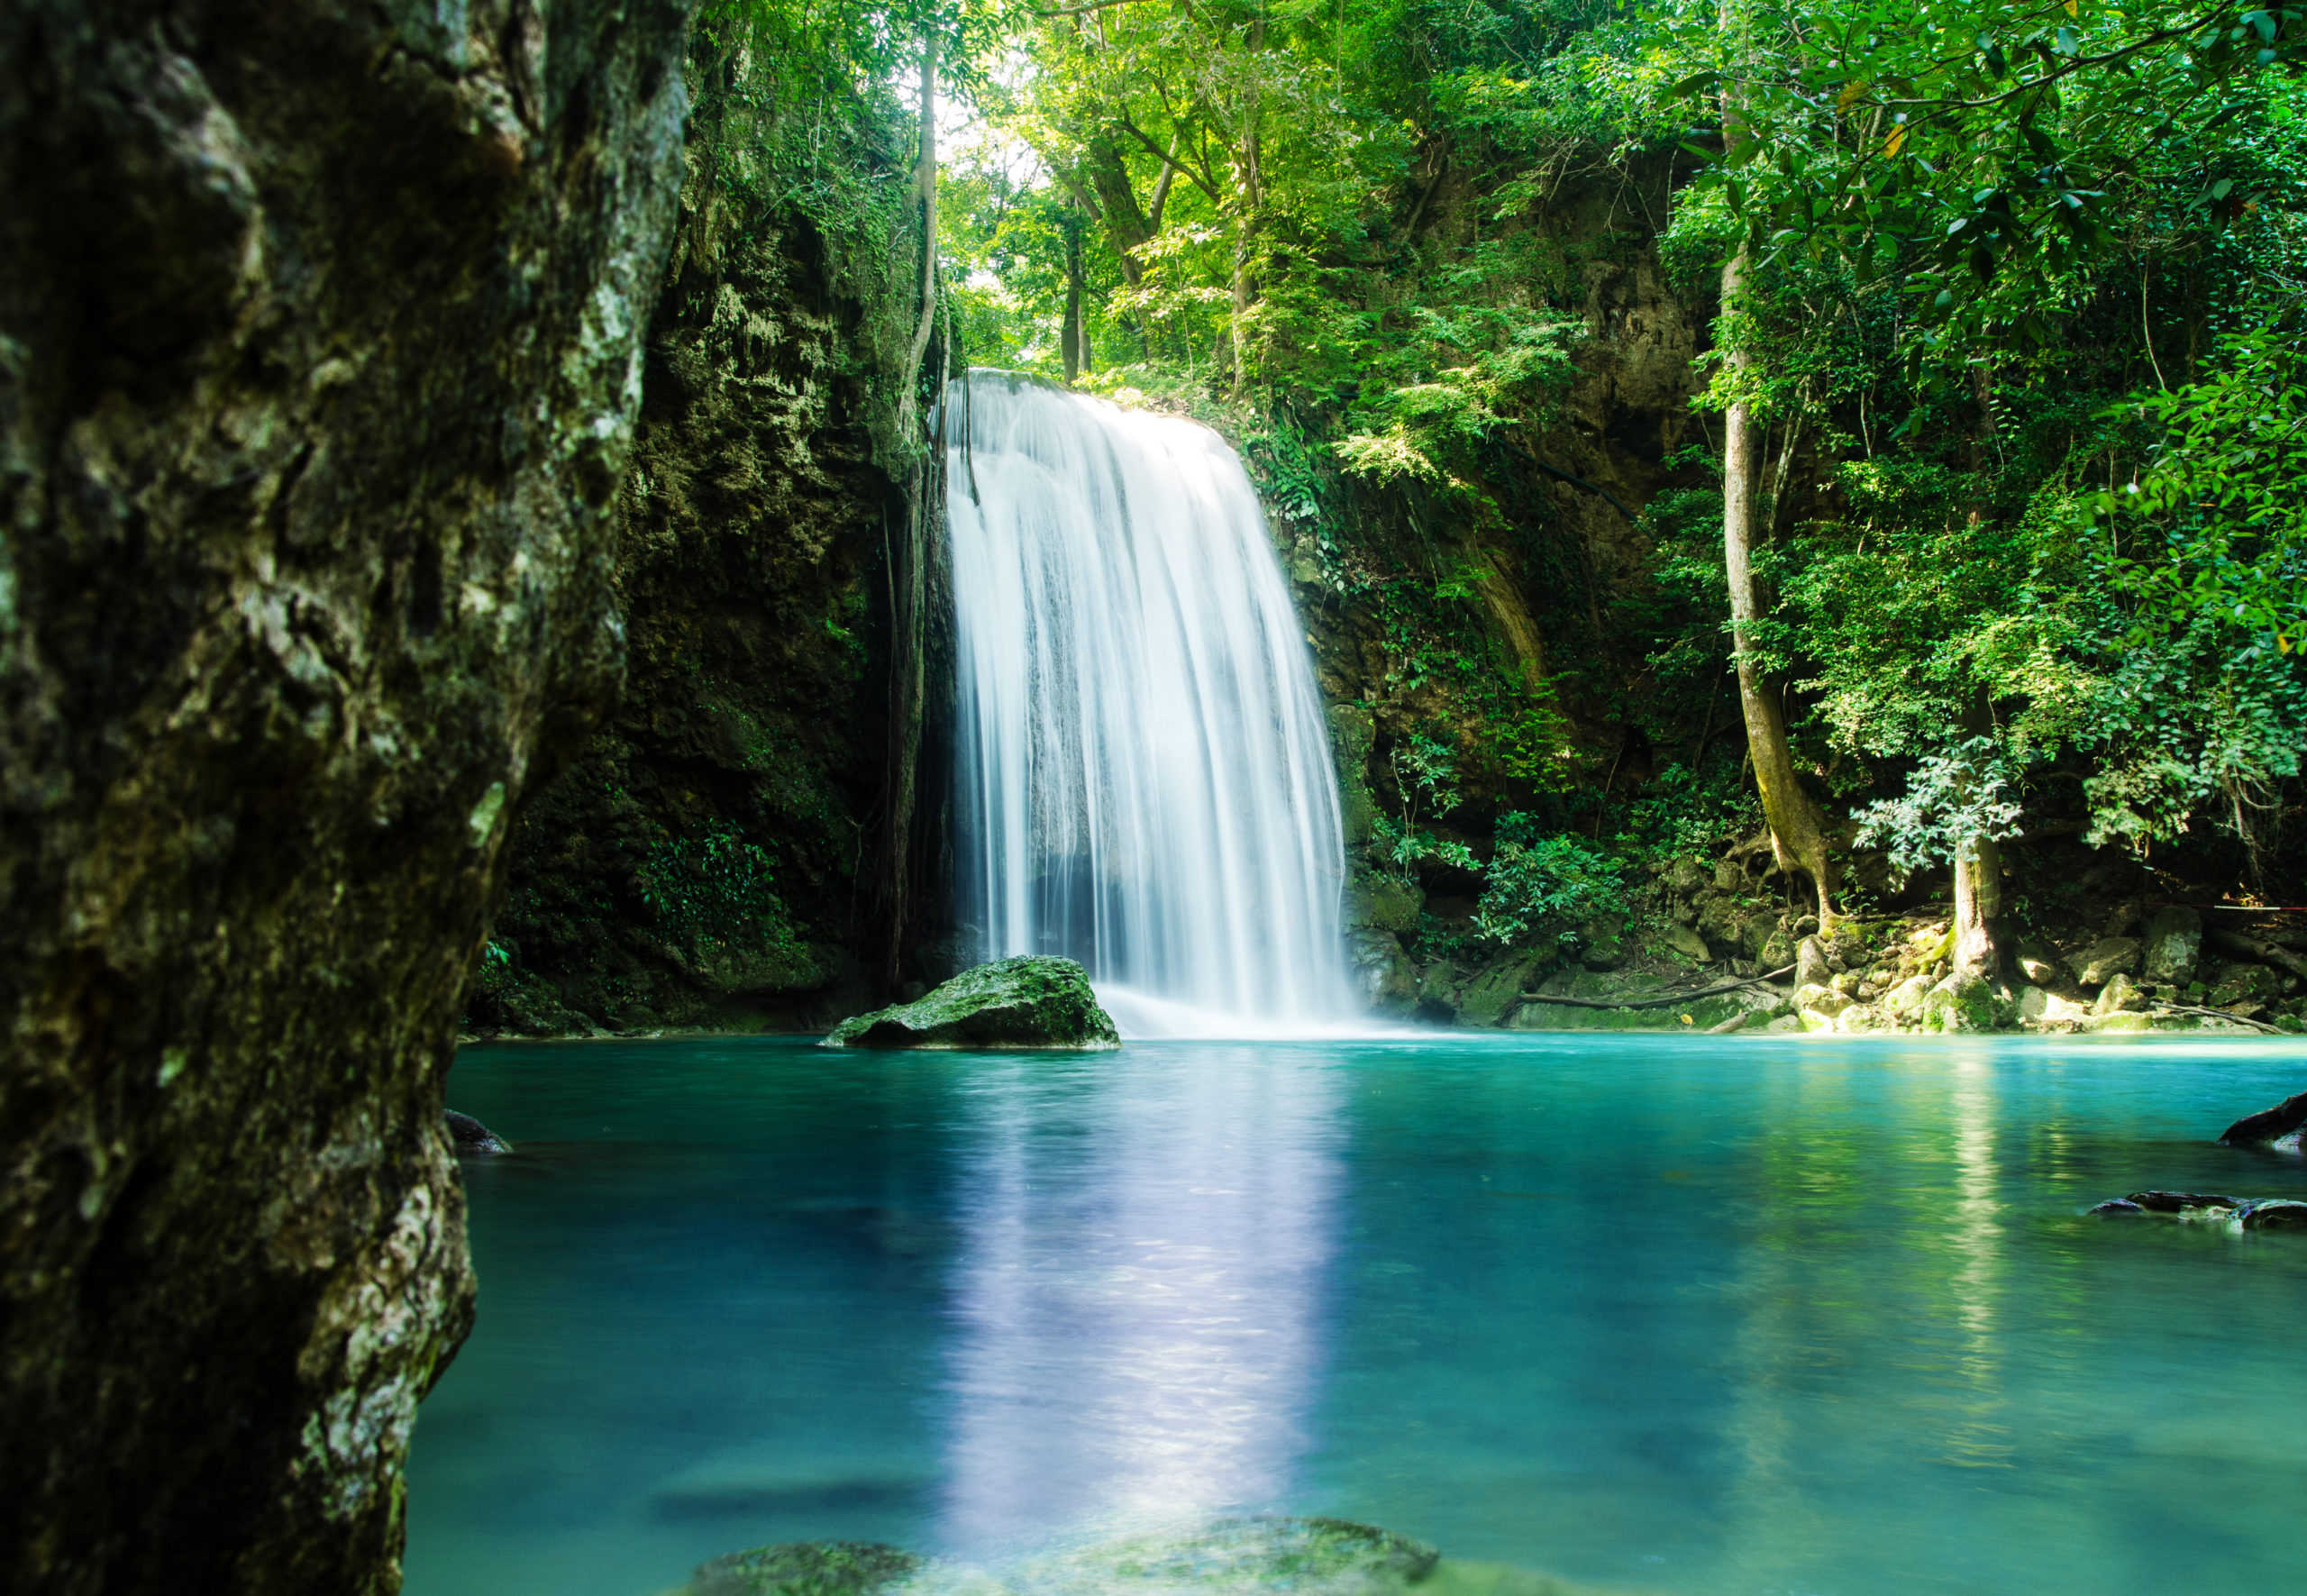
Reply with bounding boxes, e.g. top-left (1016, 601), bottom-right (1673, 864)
top-left (945, 370), bottom-right (1353, 1035)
